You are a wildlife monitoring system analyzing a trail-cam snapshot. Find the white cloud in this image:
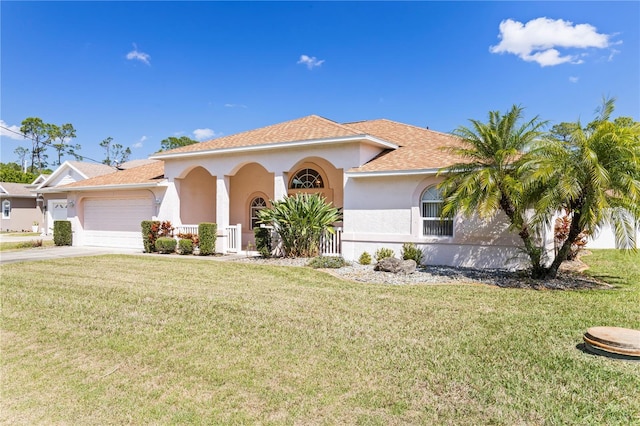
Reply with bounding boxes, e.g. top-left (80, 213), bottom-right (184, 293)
top-left (132, 135), bottom-right (147, 149)
top-left (192, 128), bottom-right (217, 141)
top-left (490, 17), bottom-right (613, 67)
top-left (569, 76), bottom-right (579, 83)
top-left (126, 43), bottom-right (151, 65)
top-left (297, 54), bottom-right (325, 70)
top-left (224, 103), bottom-right (248, 109)
top-left (0, 120), bottom-right (26, 140)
